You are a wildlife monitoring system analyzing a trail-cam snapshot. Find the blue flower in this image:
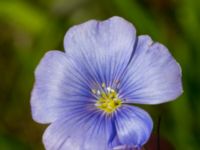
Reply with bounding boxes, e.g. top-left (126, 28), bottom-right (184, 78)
top-left (31, 16), bottom-right (182, 150)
